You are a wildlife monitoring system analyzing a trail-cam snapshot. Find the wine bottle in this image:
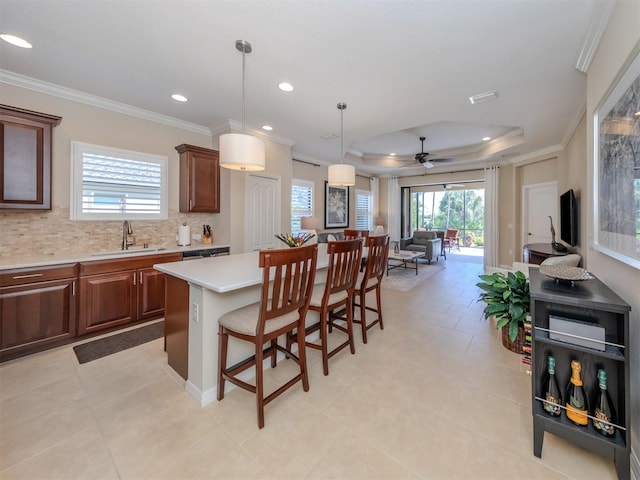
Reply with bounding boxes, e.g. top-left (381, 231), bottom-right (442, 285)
top-left (541, 356), bottom-right (562, 416)
top-left (593, 369), bottom-right (616, 437)
top-left (565, 360), bottom-right (588, 426)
